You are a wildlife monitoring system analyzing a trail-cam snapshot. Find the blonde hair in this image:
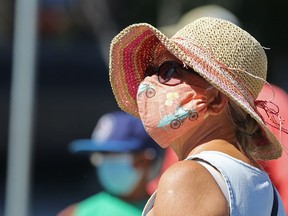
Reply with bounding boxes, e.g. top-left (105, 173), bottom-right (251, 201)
top-left (226, 100), bottom-right (263, 157)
